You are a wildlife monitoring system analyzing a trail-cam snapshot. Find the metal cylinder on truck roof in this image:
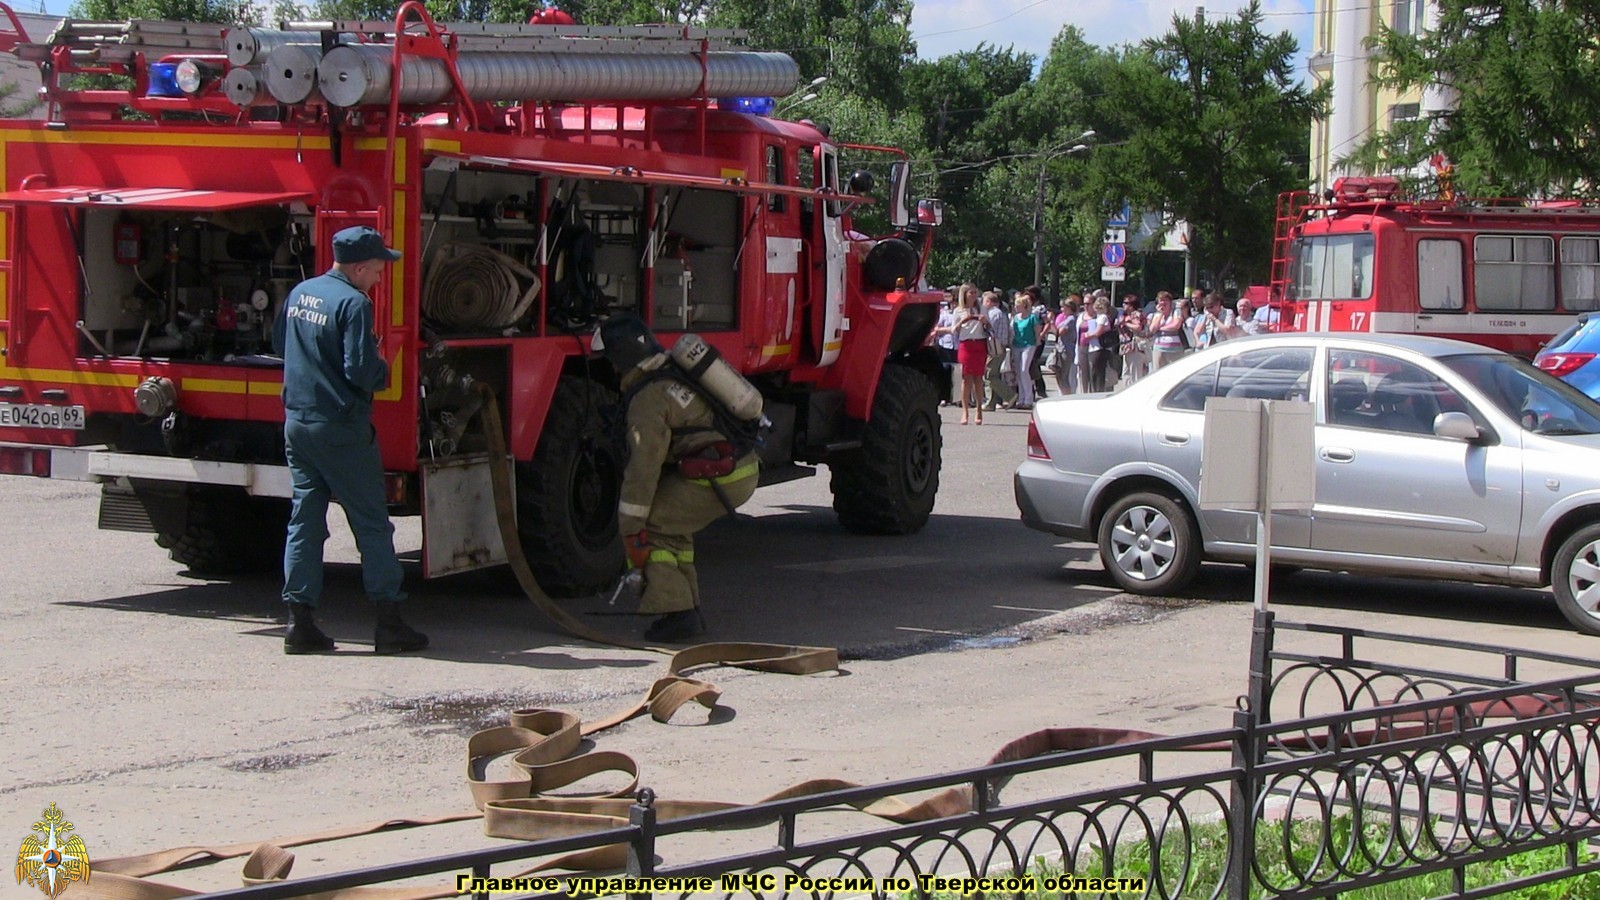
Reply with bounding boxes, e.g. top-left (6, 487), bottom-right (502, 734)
top-left (265, 43), bottom-right (324, 104)
top-left (225, 28), bottom-right (323, 67)
top-left (316, 43), bottom-right (799, 107)
top-left (224, 66), bottom-right (270, 107)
